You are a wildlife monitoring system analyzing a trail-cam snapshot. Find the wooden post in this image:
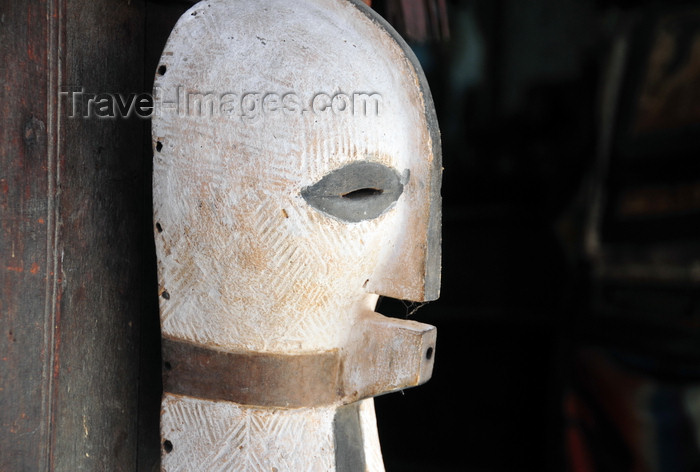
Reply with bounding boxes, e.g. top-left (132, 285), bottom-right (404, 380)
top-left (0, 1), bottom-right (149, 470)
